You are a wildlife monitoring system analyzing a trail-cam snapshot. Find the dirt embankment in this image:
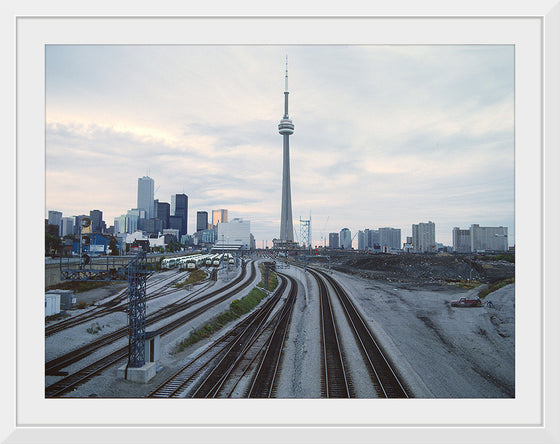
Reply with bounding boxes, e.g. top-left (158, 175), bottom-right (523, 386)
top-left (310, 252), bottom-right (515, 286)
